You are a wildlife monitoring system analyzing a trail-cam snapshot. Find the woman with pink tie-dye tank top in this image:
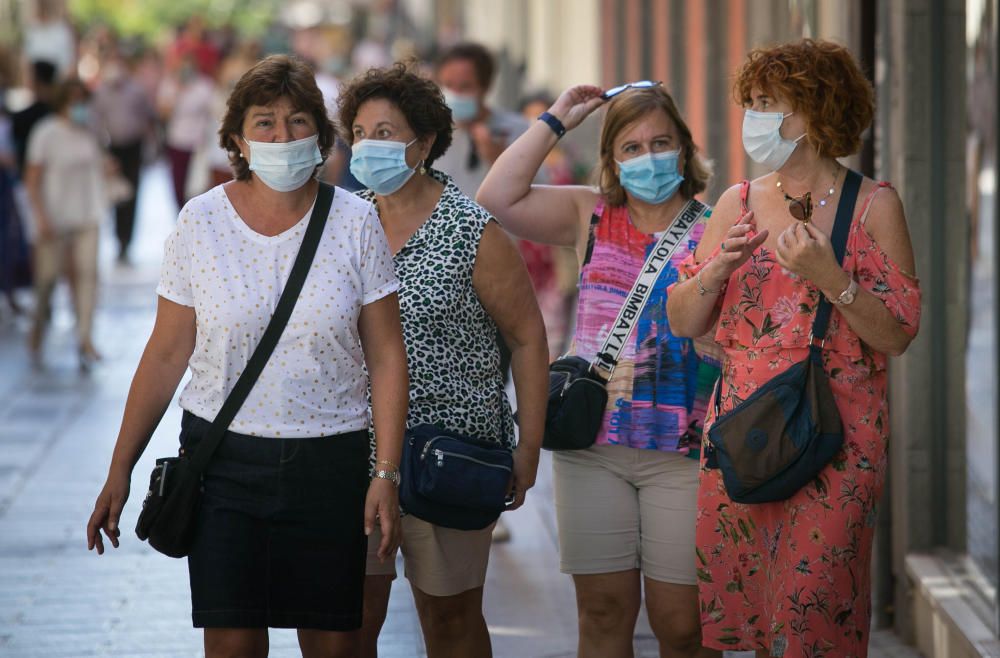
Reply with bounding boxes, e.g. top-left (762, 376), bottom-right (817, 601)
top-left (478, 83), bottom-right (722, 658)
